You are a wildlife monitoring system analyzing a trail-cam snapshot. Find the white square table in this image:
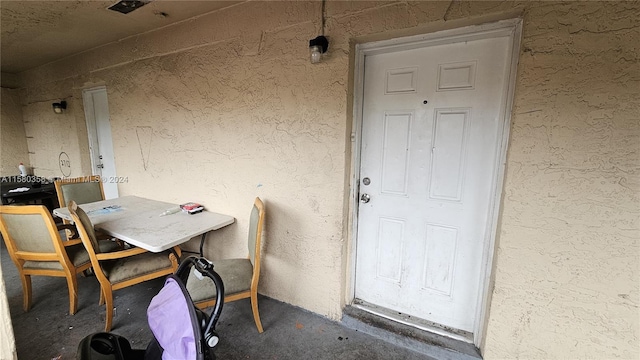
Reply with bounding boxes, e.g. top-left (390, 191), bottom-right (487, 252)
top-left (54, 195), bottom-right (235, 254)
